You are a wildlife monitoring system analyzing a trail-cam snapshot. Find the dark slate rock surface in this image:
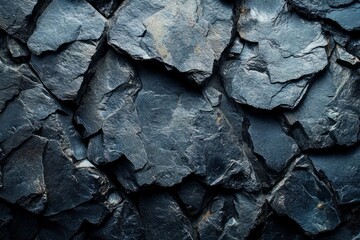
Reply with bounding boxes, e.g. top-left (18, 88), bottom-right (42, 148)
top-left (27, 0), bottom-right (106, 55)
top-left (289, 0), bottom-right (360, 31)
top-left (310, 146), bottom-right (360, 204)
top-left (0, 0), bottom-right (359, 239)
top-left (108, 0), bottom-right (234, 83)
top-left (221, 0), bottom-right (328, 110)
